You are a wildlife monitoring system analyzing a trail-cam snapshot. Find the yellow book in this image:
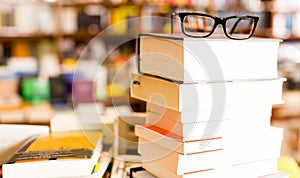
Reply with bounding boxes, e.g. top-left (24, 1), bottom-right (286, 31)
top-left (2, 131), bottom-right (103, 178)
